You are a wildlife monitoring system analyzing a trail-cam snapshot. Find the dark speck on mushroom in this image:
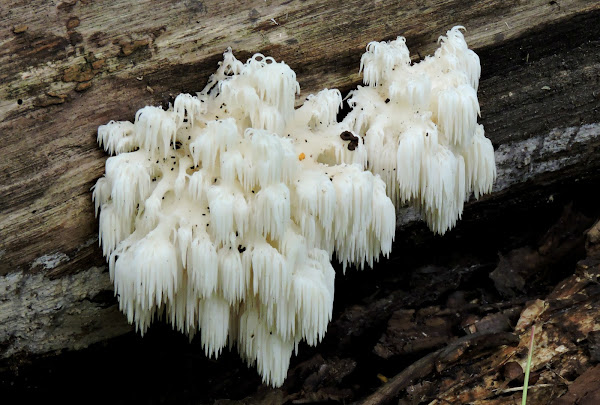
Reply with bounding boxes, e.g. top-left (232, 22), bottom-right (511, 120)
top-left (340, 131), bottom-right (359, 150)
